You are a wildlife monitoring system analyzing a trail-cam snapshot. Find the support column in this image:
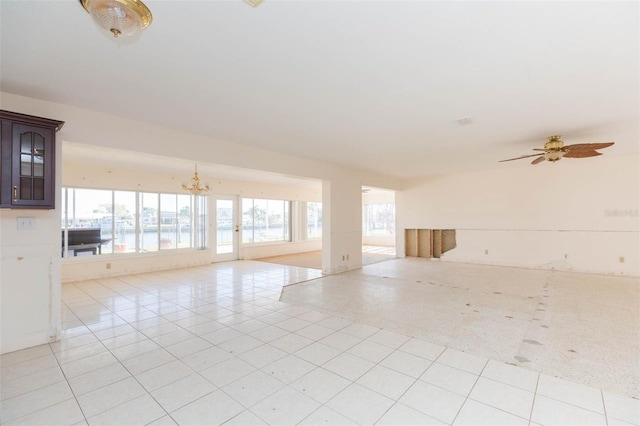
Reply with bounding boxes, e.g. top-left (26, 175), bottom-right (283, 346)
top-left (322, 178), bottom-right (363, 275)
